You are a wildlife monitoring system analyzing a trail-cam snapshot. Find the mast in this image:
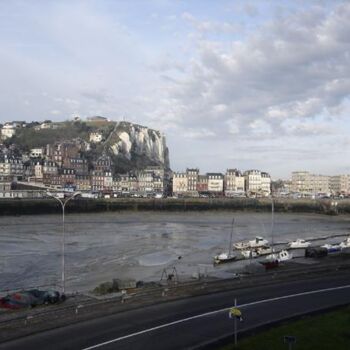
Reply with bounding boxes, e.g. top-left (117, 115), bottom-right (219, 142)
top-left (229, 218), bottom-right (234, 258)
